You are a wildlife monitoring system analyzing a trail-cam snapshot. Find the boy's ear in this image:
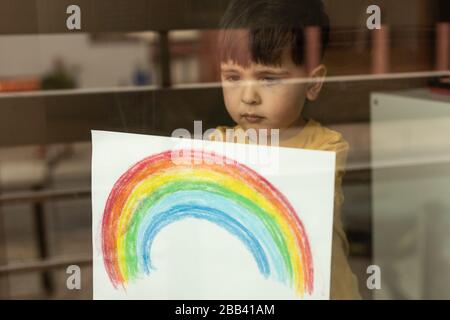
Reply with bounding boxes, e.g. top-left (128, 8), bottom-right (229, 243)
top-left (306, 64), bottom-right (327, 101)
